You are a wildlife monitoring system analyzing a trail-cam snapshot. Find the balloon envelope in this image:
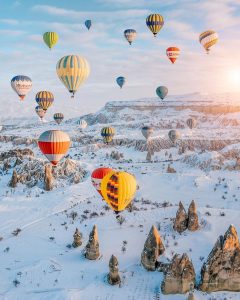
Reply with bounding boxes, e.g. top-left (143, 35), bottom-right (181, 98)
top-left (43, 32), bottom-right (59, 49)
top-left (85, 20), bottom-right (92, 30)
top-left (101, 171), bottom-right (137, 212)
top-left (91, 167), bottom-right (113, 196)
top-left (156, 86), bottom-right (168, 100)
top-left (38, 130), bottom-right (71, 165)
top-left (124, 29), bottom-right (137, 45)
top-left (11, 75), bottom-right (32, 101)
top-left (54, 113), bottom-right (64, 125)
top-left (78, 119), bottom-right (88, 129)
top-left (166, 47), bottom-right (180, 64)
top-left (186, 118), bottom-right (197, 129)
top-left (141, 126), bottom-right (154, 140)
top-left (101, 127), bottom-right (115, 144)
top-left (36, 91), bottom-right (54, 111)
top-left (146, 14), bottom-right (164, 37)
top-left (56, 55), bottom-right (90, 97)
top-left (116, 76), bottom-right (126, 88)
top-left (168, 130), bottom-right (181, 143)
top-left (35, 106), bottom-right (46, 119)
top-left (199, 30), bottom-right (218, 53)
